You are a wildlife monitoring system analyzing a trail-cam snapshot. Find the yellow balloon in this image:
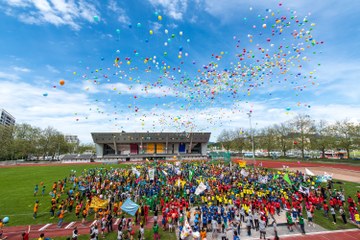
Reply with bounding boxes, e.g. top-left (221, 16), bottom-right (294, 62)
top-left (158, 15), bottom-right (162, 21)
top-left (149, 30), bottom-right (153, 35)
